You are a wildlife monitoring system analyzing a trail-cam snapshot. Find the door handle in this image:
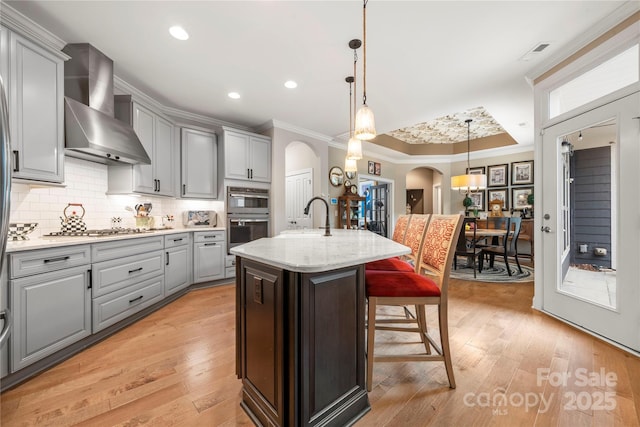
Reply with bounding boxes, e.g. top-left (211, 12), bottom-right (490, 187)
top-left (541, 226), bottom-right (551, 233)
top-left (12, 150), bottom-right (19, 172)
